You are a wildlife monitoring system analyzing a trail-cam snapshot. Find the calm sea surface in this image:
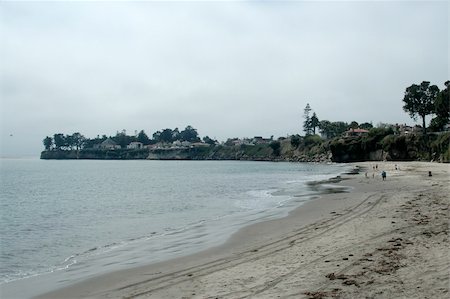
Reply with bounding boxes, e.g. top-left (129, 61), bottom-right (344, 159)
top-left (0, 159), bottom-right (347, 294)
